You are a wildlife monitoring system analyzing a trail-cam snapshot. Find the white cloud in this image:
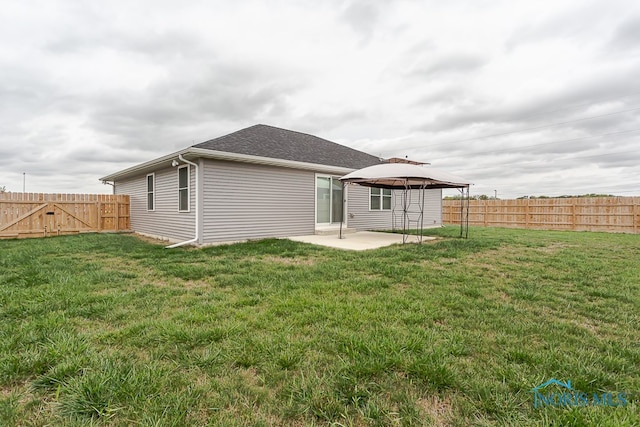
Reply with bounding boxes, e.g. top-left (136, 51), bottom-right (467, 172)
top-left (1, 0), bottom-right (639, 197)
